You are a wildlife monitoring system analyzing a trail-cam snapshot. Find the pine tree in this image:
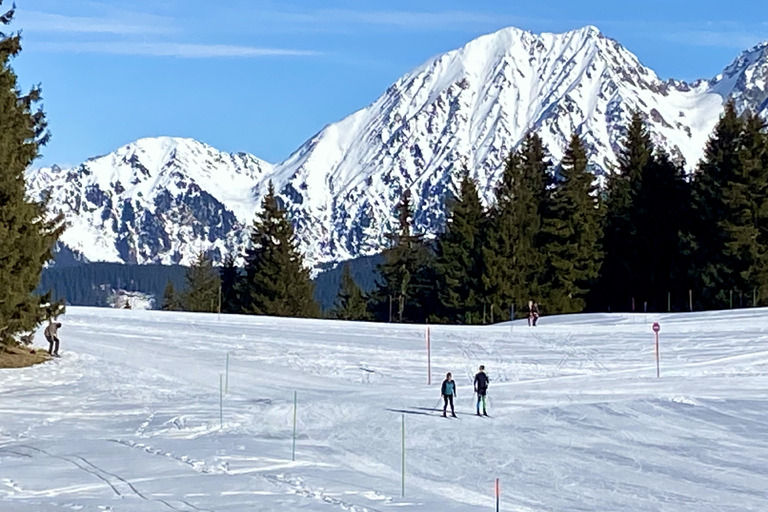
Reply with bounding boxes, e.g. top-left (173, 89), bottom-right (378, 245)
top-left (219, 254), bottom-right (240, 313)
top-left (368, 190), bottom-right (431, 322)
top-left (330, 264), bottom-right (371, 320)
top-left (690, 102), bottom-right (745, 309)
top-left (239, 182), bottom-right (319, 317)
top-left (745, 115), bottom-right (768, 305)
top-left (632, 148), bottom-right (692, 311)
top-left (509, 133), bottom-right (552, 311)
top-left (595, 112), bottom-right (653, 311)
top-left (721, 112), bottom-right (768, 306)
top-left (182, 252), bottom-right (221, 312)
top-left (161, 279), bottom-right (181, 311)
top-left (0, 3), bottom-right (66, 346)
top-left (481, 151), bottom-right (520, 319)
top-left (434, 169), bottom-right (486, 323)
top-left (541, 134), bottom-right (603, 314)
